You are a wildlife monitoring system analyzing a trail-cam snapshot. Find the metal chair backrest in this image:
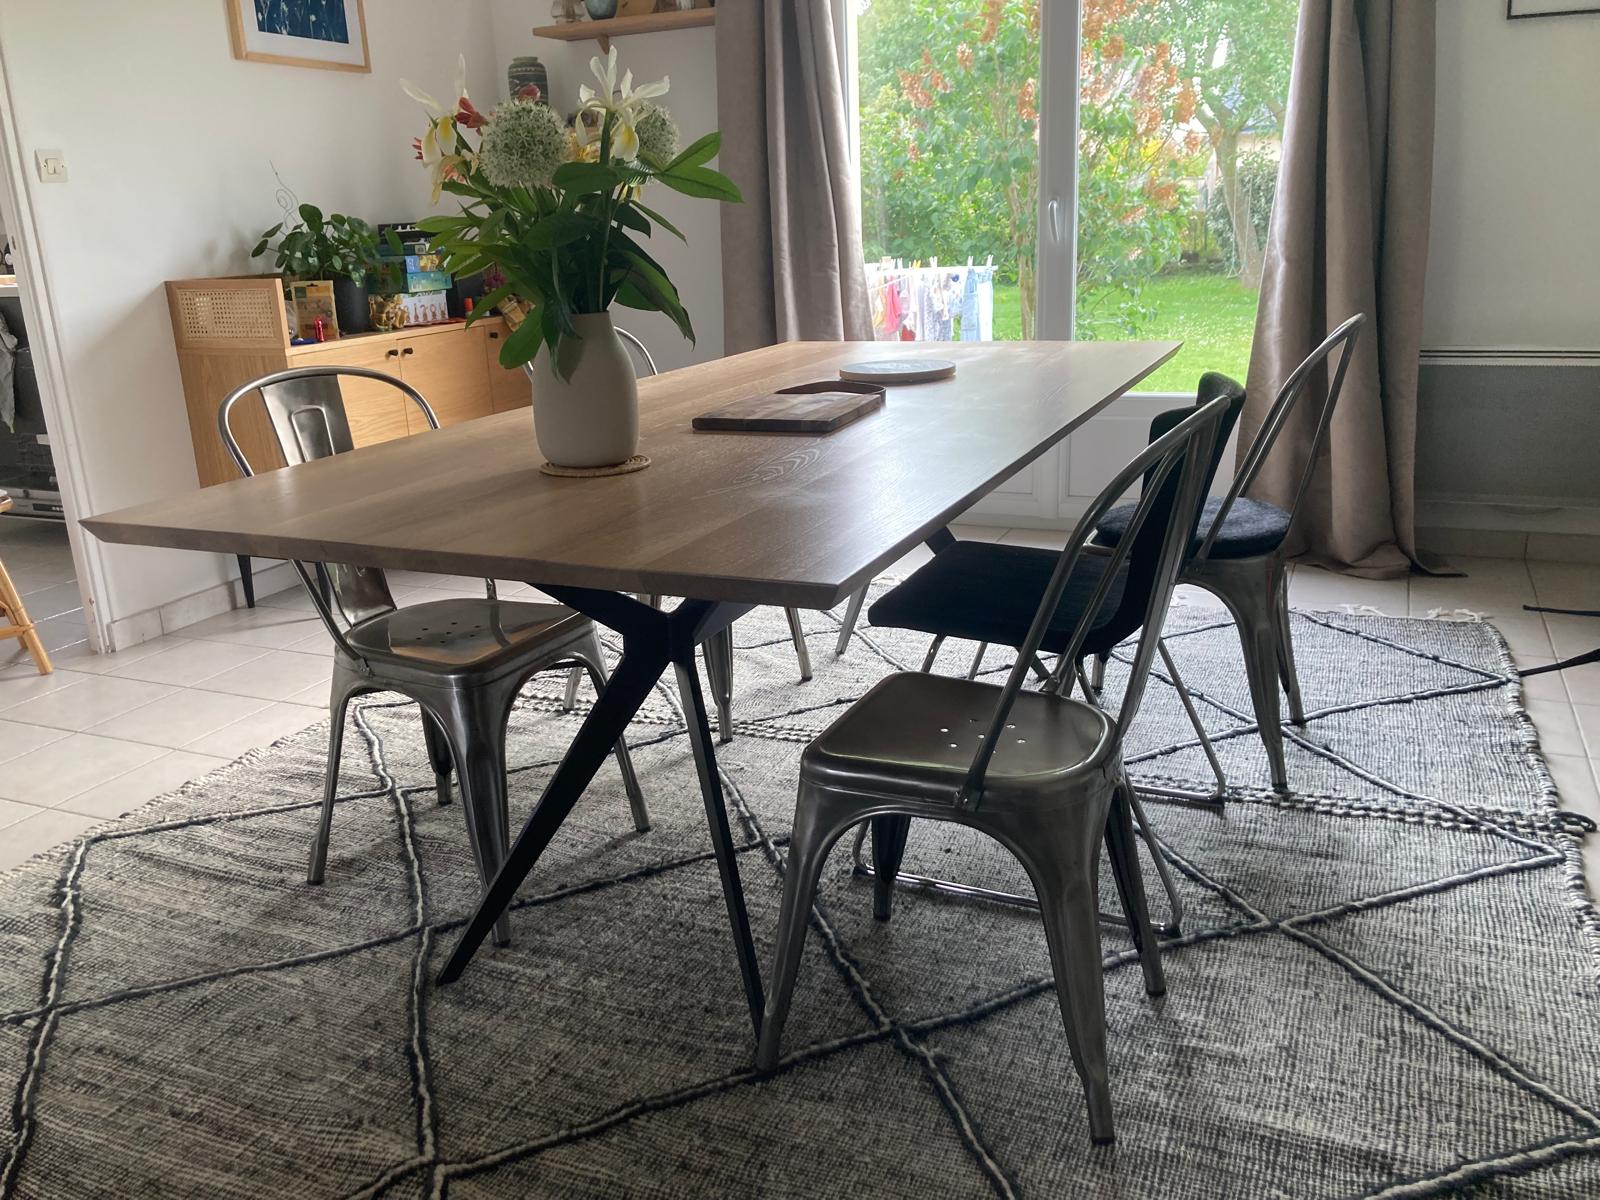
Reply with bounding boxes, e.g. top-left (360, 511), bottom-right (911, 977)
top-left (518, 326), bottom-right (659, 383)
top-left (957, 395), bottom-right (1230, 811)
top-left (217, 366), bottom-right (449, 653)
top-left (1195, 313), bottom-right (1366, 563)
